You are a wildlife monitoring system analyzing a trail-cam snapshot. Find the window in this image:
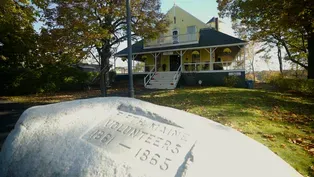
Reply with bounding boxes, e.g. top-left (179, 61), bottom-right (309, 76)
top-left (174, 17), bottom-right (176, 24)
top-left (192, 50), bottom-right (200, 63)
top-left (187, 26), bottom-right (196, 34)
top-left (223, 48), bottom-right (232, 53)
top-left (187, 26), bottom-right (197, 41)
top-left (172, 29), bottom-right (179, 44)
